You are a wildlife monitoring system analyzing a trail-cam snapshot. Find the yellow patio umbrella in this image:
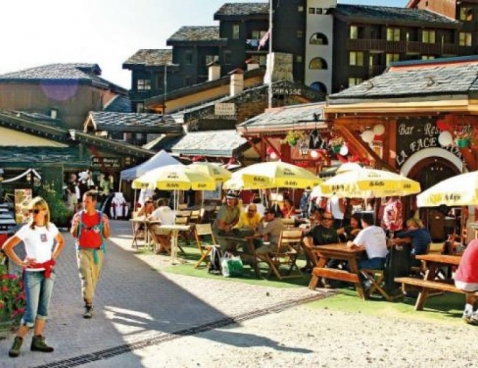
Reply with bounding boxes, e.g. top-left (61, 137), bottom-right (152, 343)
top-left (223, 172), bottom-right (271, 191)
top-left (231, 161), bottom-right (322, 189)
top-left (321, 168), bottom-right (421, 198)
top-left (132, 164), bottom-right (216, 191)
top-left (189, 162), bottom-right (232, 183)
top-left (417, 170), bottom-right (478, 207)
